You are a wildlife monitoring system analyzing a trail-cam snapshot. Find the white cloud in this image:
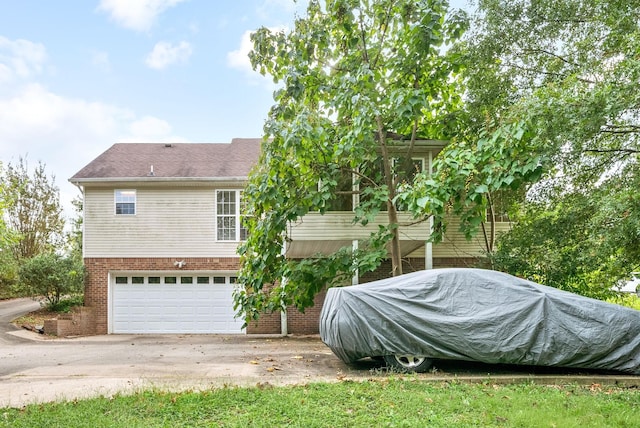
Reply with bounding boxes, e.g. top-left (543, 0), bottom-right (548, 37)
top-left (0, 84), bottom-right (187, 220)
top-left (0, 84), bottom-right (130, 146)
top-left (0, 83), bottom-right (137, 219)
top-left (227, 29), bottom-right (281, 89)
top-left (97, 0), bottom-right (187, 32)
top-left (0, 36), bottom-right (47, 83)
top-left (130, 115), bottom-right (172, 137)
top-left (226, 30), bottom-right (254, 72)
top-left (145, 41), bottom-right (192, 69)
